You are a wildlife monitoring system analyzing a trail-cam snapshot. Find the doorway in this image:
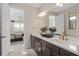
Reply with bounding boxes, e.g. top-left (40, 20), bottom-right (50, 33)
top-left (10, 8), bottom-right (24, 45)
